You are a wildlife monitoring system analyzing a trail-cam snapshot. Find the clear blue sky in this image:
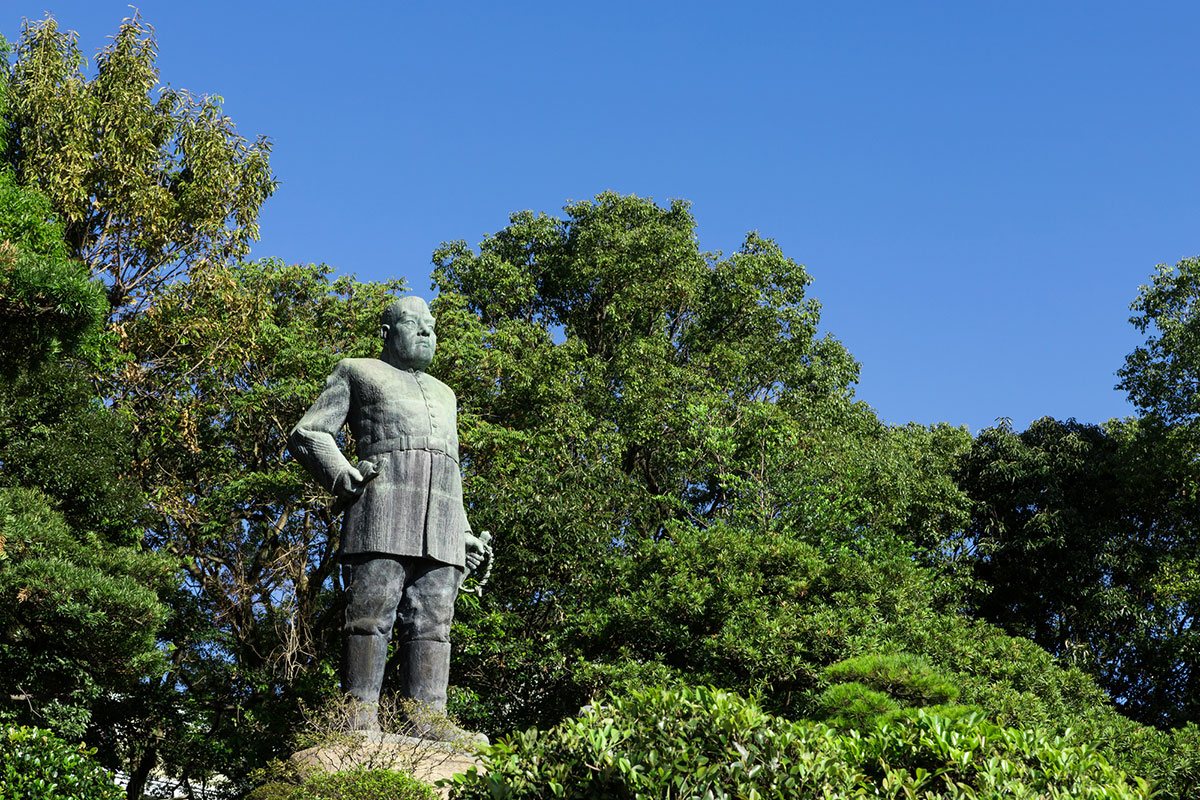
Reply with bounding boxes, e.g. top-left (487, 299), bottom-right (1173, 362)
top-left (10, 2), bottom-right (1200, 433)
